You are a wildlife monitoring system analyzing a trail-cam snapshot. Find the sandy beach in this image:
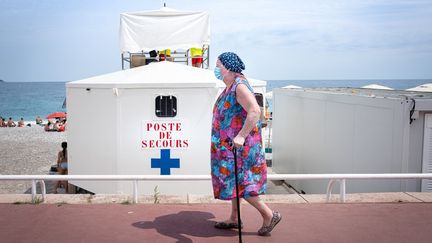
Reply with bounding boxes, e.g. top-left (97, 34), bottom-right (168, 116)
top-left (0, 125), bottom-right (66, 193)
